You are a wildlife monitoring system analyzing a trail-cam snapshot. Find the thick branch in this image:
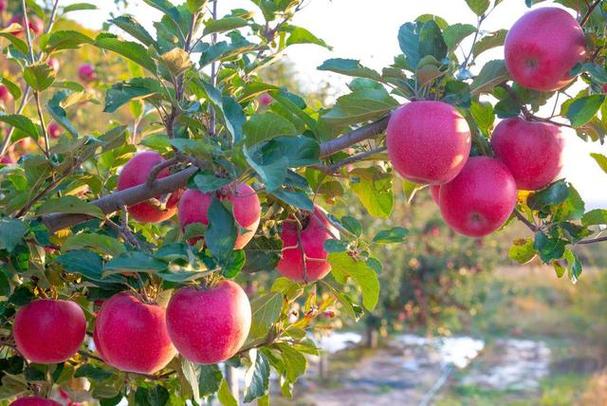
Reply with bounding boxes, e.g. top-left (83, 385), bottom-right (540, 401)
top-left (319, 115), bottom-right (390, 157)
